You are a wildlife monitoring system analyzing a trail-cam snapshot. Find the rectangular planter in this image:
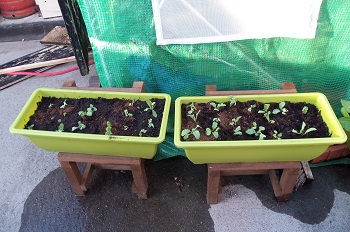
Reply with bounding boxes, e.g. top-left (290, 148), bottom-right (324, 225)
top-left (174, 93), bottom-right (346, 164)
top-left (10, 88), bottom-right (171, 159)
